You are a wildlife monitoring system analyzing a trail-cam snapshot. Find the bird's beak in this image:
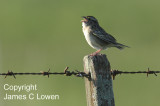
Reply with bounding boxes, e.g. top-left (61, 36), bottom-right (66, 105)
top-left (81, 16), bottom-right (88, 22)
